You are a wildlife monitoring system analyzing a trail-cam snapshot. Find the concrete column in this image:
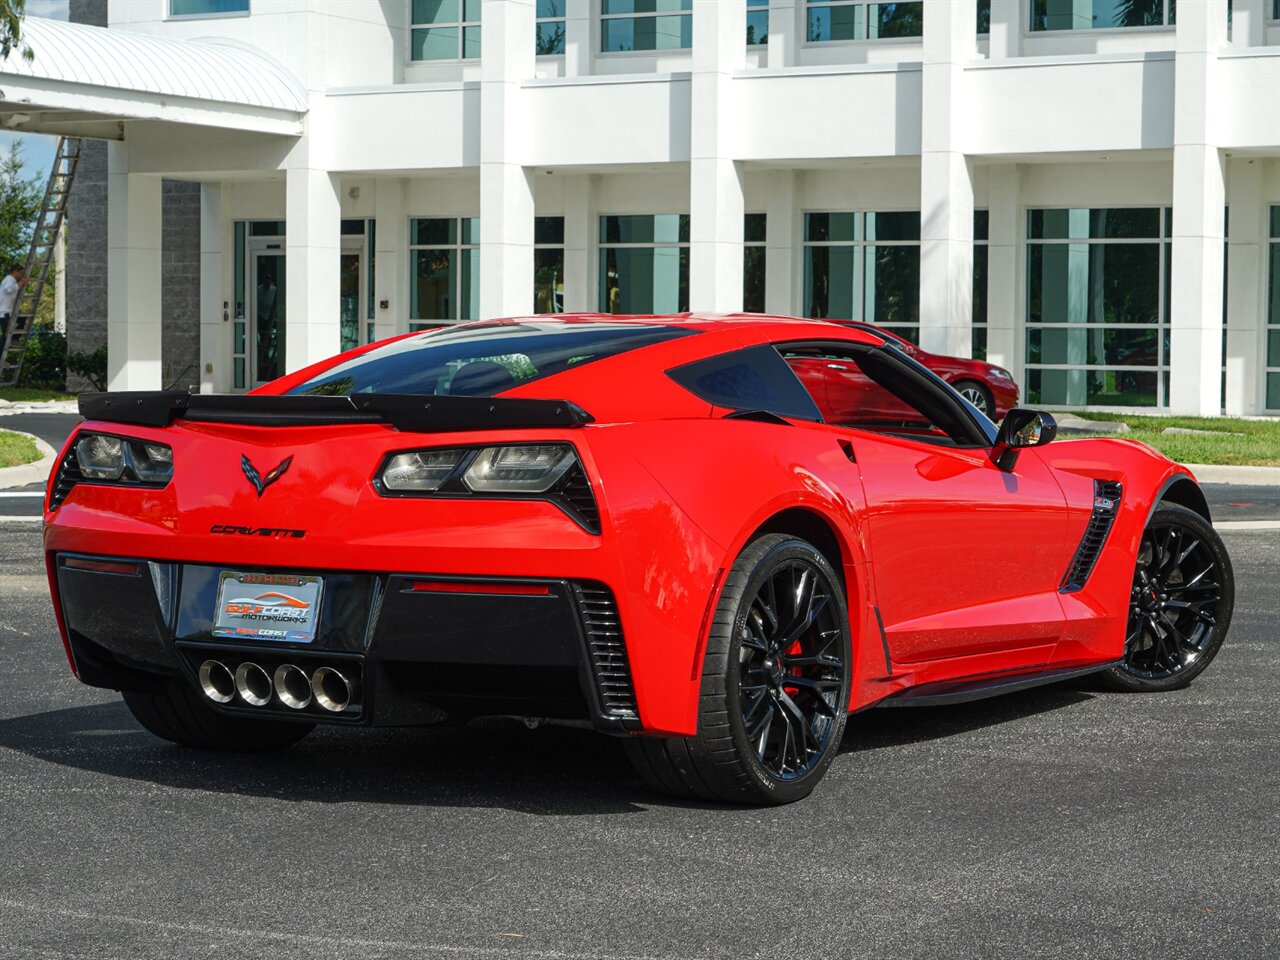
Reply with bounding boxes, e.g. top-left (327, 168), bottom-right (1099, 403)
top-left (285, 166), bottom-right (342, 372)
top-left (919, 0), bottom-right (977, 357)
top-left (374, 178), bottom-right (405, 340)
top-left (563, 174), bottom-right (592, 312)
top-left (1224, 159), bottom-right (1263, 416)
top-left (480, 0), bottom-right (536, 319)
top-left (764, 170), bottom-right (797, 315)
top-left (106, 143), bottom-right (162, 391)
top-left (198, 183), bottom-right (224, 394)
top-left (1230, 0), bottom-right (1267, 48)
top-left (987, 0), bottom-right (1021, 59)
top-left (690, 0), bottom-right (746, 313)
top-left (767, 0), bottom-right (797, 69)
top-left (986, 164), bottom-right (1020, 373)
top-left (564, 0), bottom-right (591, 77)
top-left (1169, 0), bottom-right (1228, 415)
